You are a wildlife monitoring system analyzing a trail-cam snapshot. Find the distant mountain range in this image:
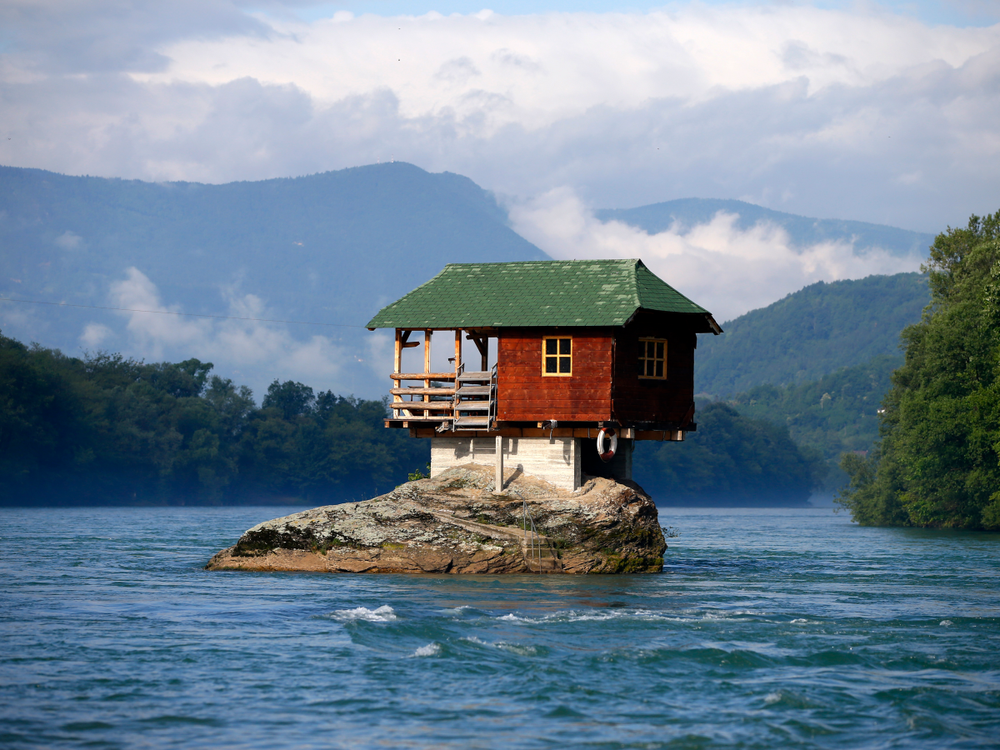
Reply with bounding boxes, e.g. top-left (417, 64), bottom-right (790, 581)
top-left (1, 163), bottom-right (933, 400)
top-left (0, 163), bottom-right (547, 395)
top-left (0, 162), bottom-right (545, 325)
top-left (596, 198), bottom-right (934, 258)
